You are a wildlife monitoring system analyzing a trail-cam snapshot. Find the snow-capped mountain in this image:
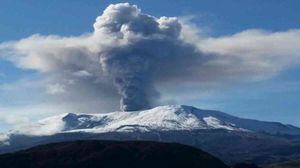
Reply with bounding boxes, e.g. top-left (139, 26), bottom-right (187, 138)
top-left (8, 105), bottom-right (300, 137)
top-left (1, 105), bottom-right (300, 165)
